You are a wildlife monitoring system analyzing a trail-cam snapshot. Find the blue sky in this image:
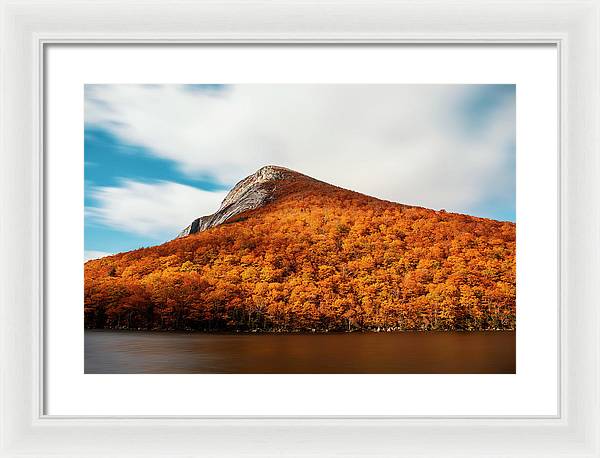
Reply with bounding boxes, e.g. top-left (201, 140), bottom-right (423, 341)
top-left (84, 84), bottom-right (515, 260)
